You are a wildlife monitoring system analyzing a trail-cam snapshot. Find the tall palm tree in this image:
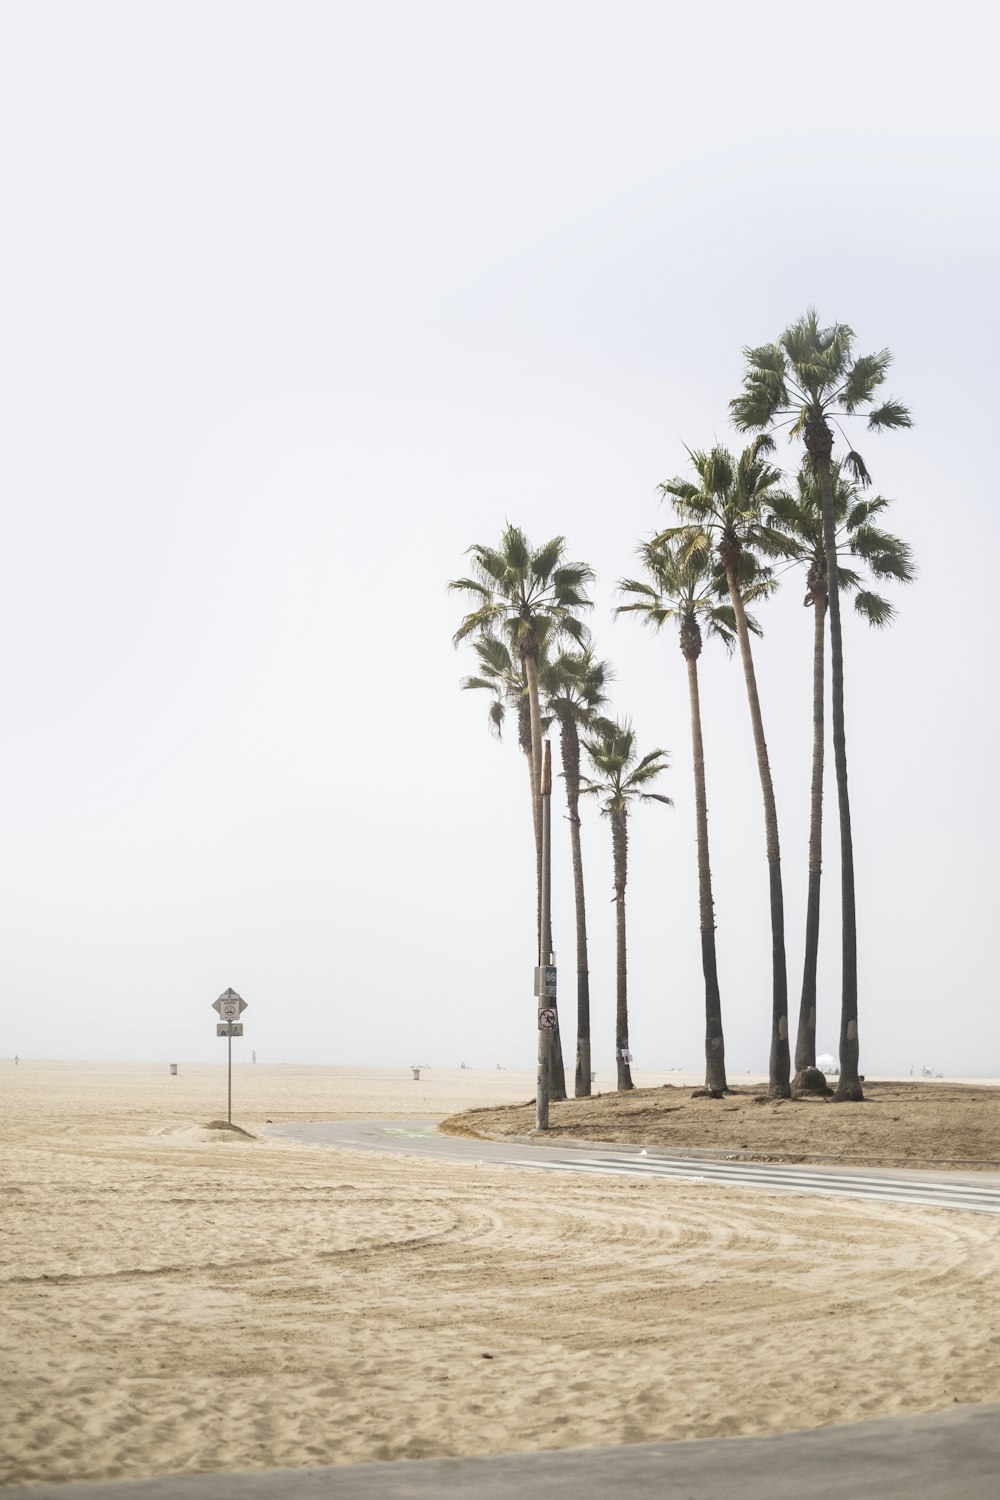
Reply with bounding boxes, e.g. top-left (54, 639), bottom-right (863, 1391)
top-left (581, 720), bottom-right (671, 1092)
top-left (459, 632), bottom-right (549, 883)
top-left (539, 647), bottom-right (613, 1097)
top-left (451, 527), bottom-right (594, 1096)
top-left (458, 634), bottom-right (569, 1098)
top-left (617, 542), bottom-right (761, 1095)
top-left (731, 311), bottom-right (912, 1100)
top-left (657, 442), bottom-right (792, 1098)
top-left (767, 465), bottom-right (915, 1086)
